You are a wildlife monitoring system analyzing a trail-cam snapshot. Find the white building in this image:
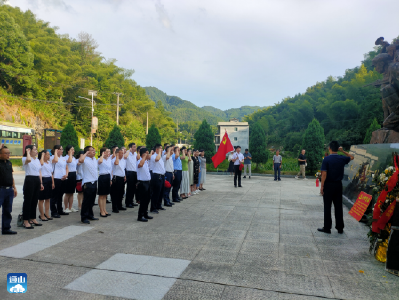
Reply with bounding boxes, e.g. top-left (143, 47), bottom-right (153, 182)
top-left (215, 118), bottom-right (249, 153)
